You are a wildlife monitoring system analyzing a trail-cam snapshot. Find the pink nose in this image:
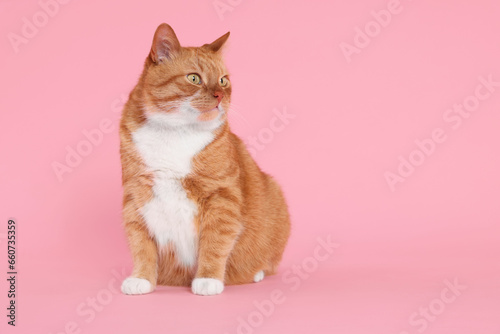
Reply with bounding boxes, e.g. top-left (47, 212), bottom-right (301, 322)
top-left (214, 91), bottom-right (223, 104)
